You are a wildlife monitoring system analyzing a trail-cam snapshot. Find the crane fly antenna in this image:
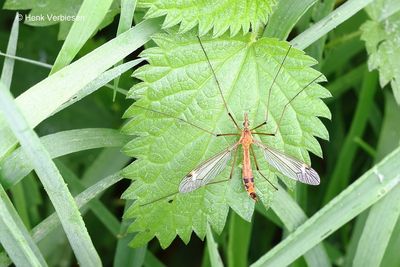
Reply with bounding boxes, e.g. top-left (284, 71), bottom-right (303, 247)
top-left (197, 36), bottom-right (241, 131)
top-left (251, 45), bottom-right (292, 131)
top-left (132, 104), bottom-right (218, 136)
top-left (273, 73), bottom-right (323, 135)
